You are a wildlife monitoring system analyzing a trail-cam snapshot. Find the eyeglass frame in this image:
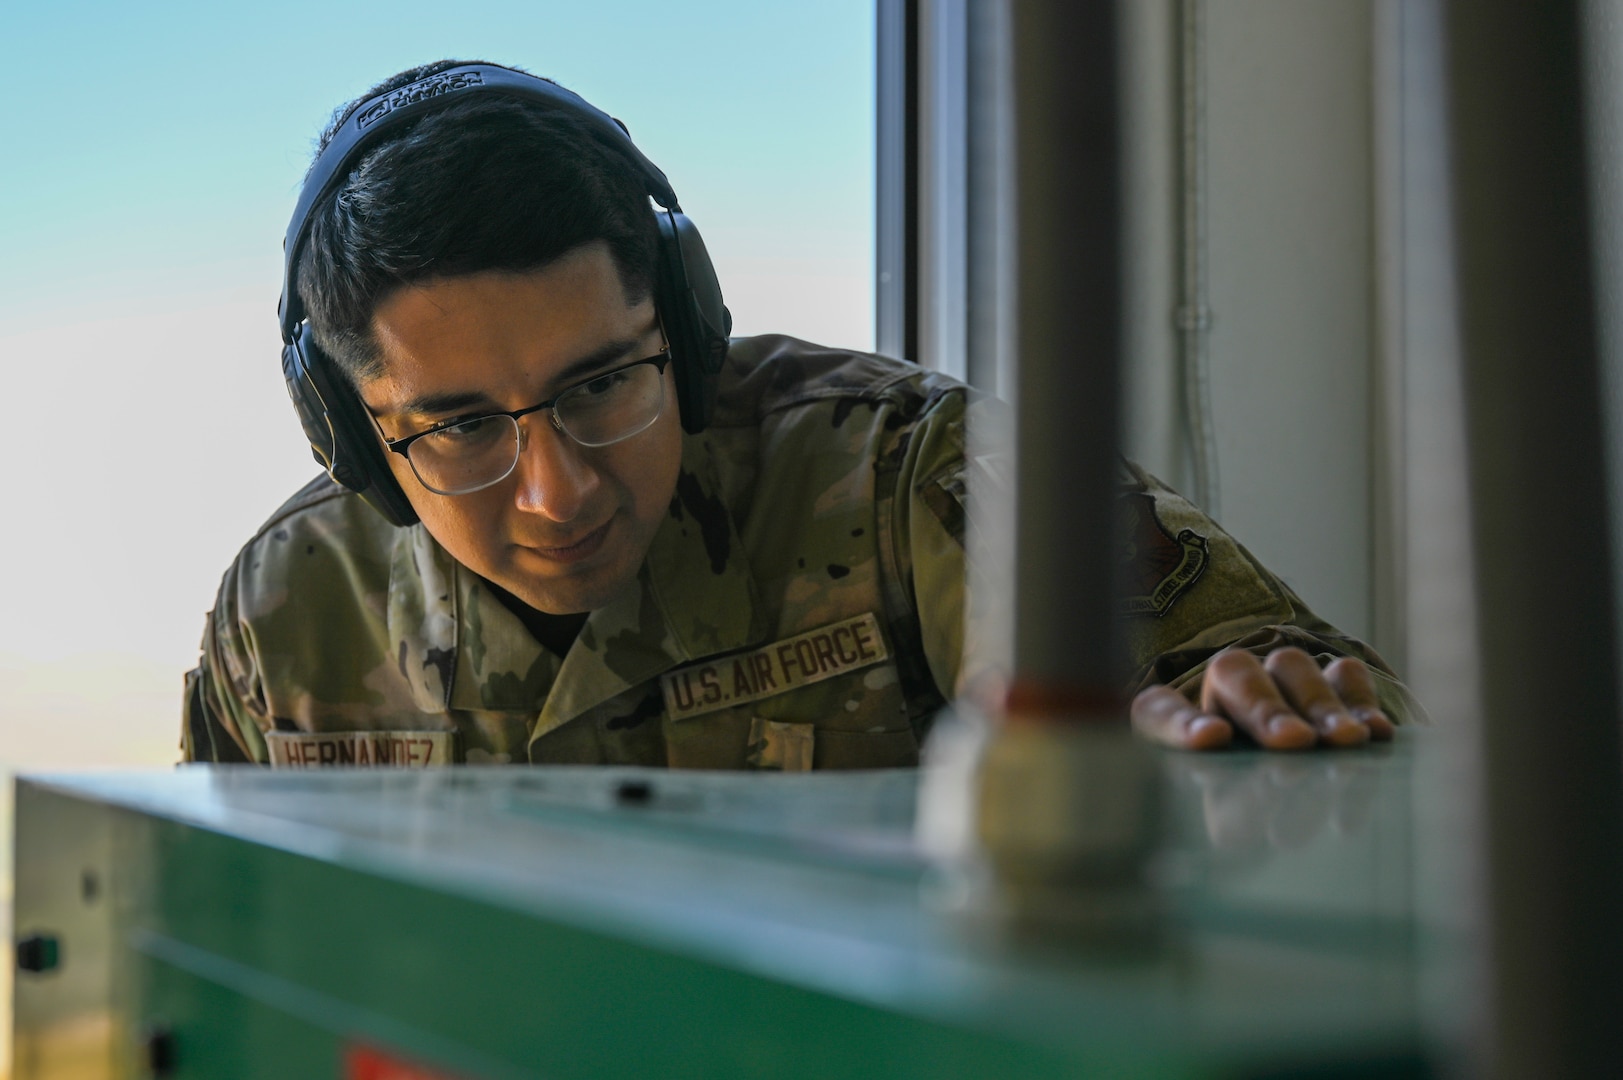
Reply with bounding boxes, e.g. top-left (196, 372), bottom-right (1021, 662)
top-left (375, 347), bottom-right (675, 493)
